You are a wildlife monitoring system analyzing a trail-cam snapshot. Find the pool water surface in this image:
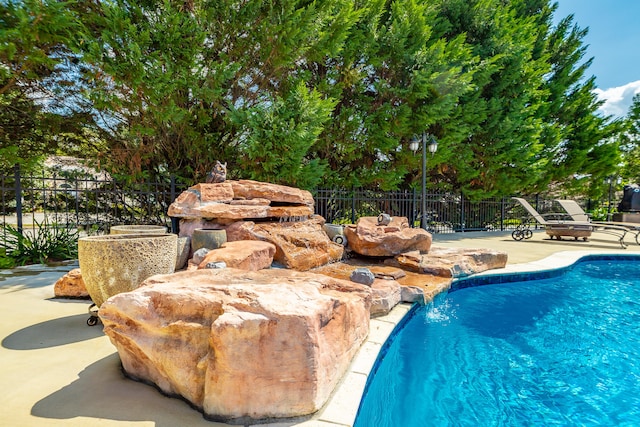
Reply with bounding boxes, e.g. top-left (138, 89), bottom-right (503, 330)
top-left (354, 256), bottom-right (640, 426)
